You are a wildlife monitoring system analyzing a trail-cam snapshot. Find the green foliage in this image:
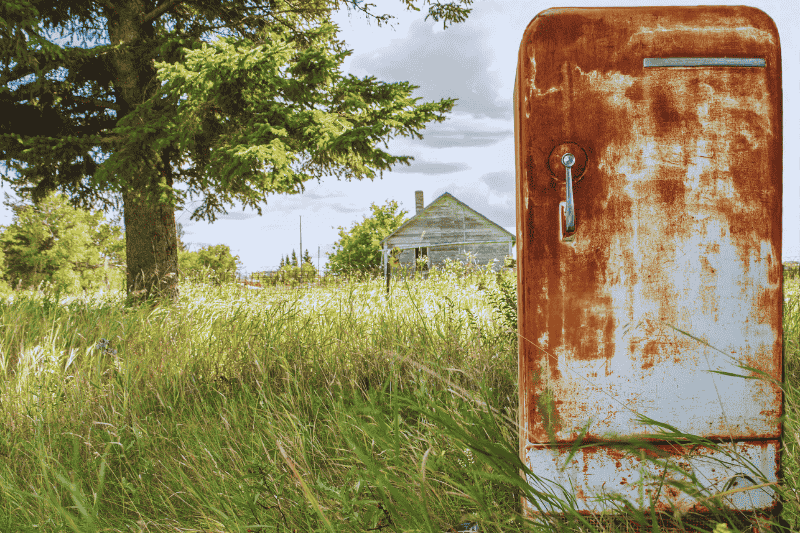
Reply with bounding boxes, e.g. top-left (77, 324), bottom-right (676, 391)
top-left (178, 244), bottom-right (243, 286)
top-left (278, 259), bottom-right (318, 287)
top-left (0, 190), bottom-right (125, 296)
top-left (278, 248), bottom-right (314, 271)
top-left (423, 255), bottom-right (517, 337)
top-left (484, 268), bottom-right (518, 335)
top-left (90, 11), bottom-right (458, 223)
top-left (326, 199), bottom-right (408, 276)
top-left (399, 0), bottom-right (475, 29)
